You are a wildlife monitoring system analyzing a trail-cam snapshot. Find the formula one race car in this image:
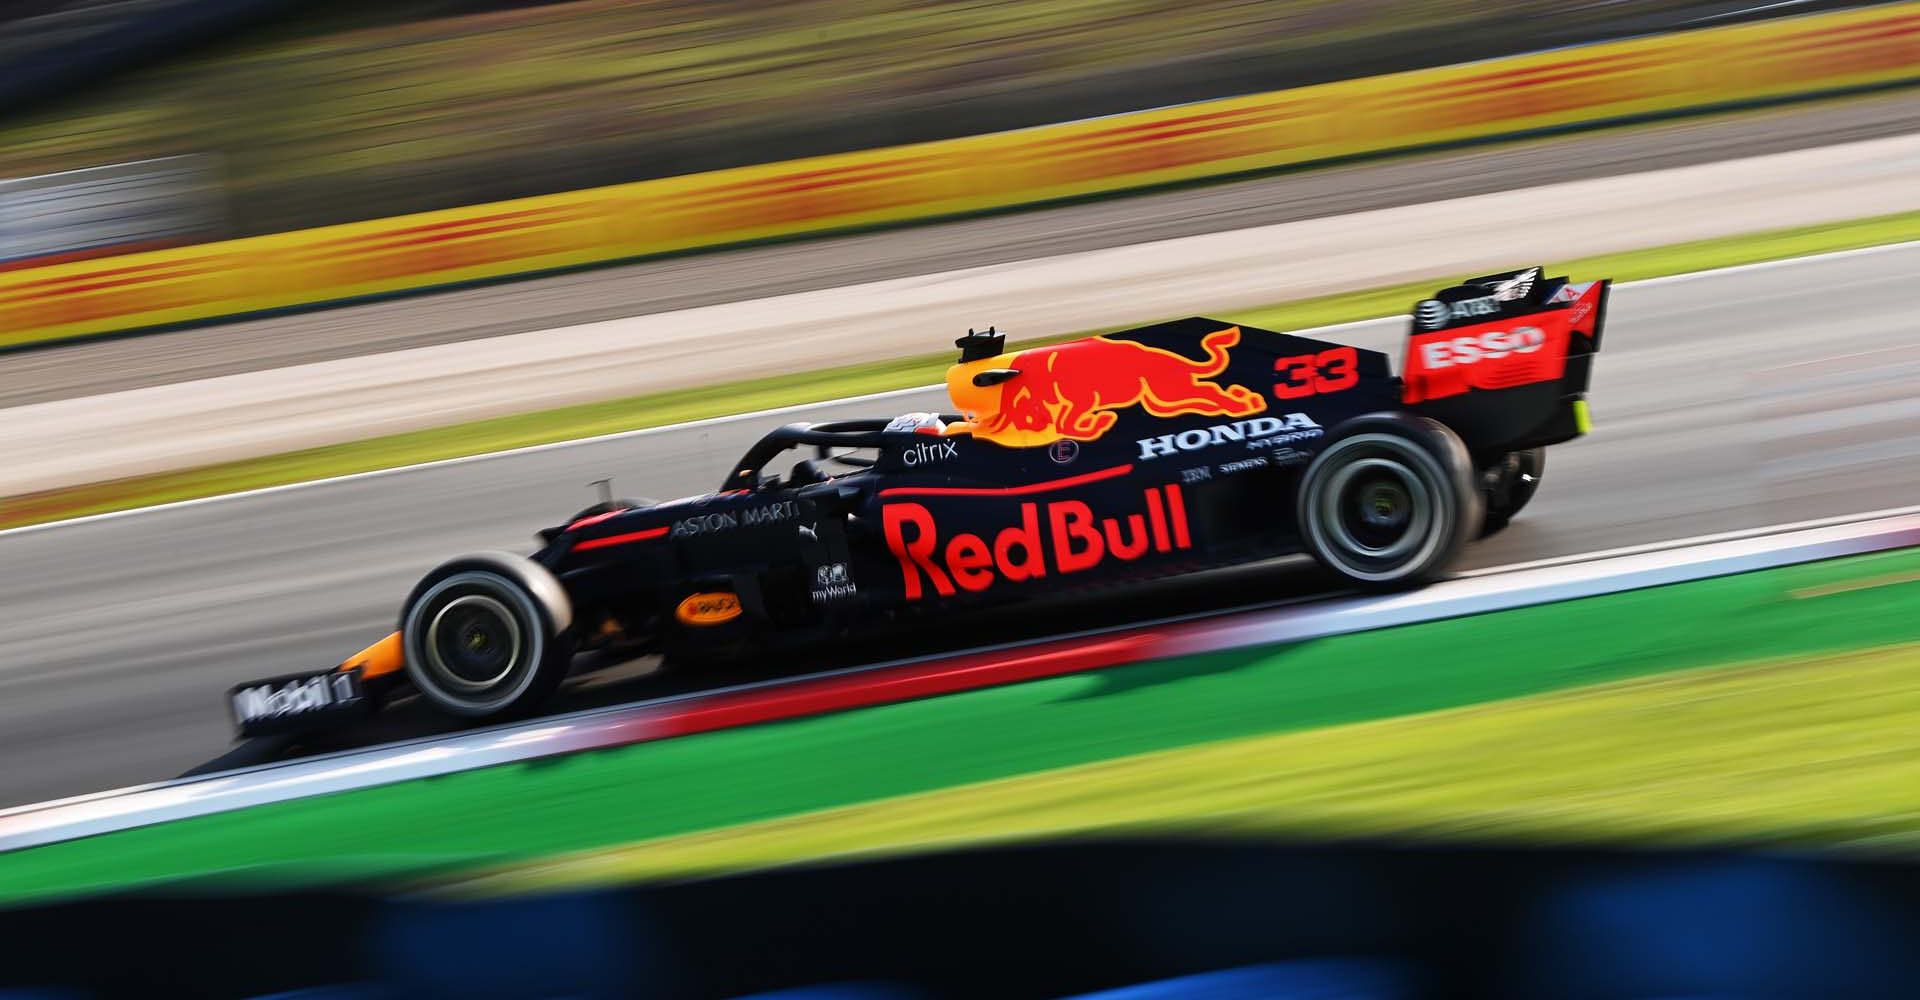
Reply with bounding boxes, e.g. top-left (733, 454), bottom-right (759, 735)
top-left (230, 267), bottom-right (1607, 736)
